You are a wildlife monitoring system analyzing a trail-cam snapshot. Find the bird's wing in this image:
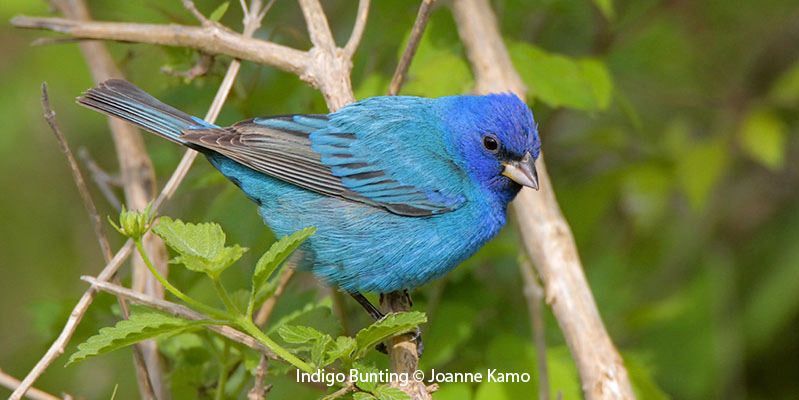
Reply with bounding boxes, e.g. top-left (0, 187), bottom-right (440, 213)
top-left (181, 113), bottom-right (466, 217)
